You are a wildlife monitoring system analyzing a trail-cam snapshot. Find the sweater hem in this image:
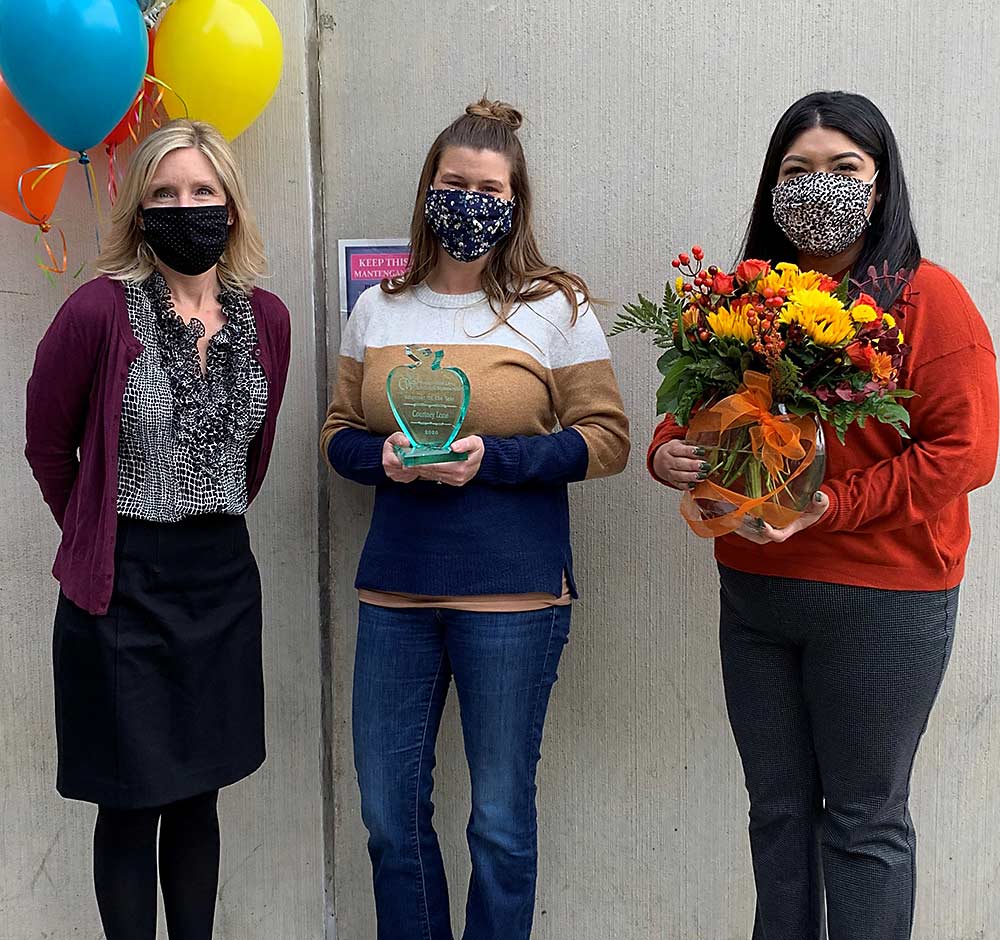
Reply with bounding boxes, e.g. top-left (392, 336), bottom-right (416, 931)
top-left (355, 553), bottom-right (573, 599)
top-left (714, 547), bottom-right (965, 592)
